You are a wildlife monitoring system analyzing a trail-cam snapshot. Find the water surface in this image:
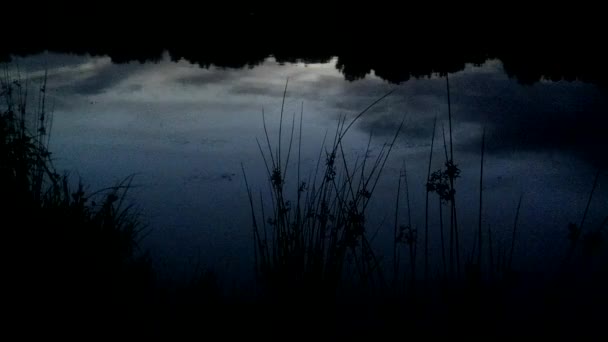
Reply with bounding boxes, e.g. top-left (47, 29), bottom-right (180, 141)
top-left (7, 52), bottom-right (607, 281)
